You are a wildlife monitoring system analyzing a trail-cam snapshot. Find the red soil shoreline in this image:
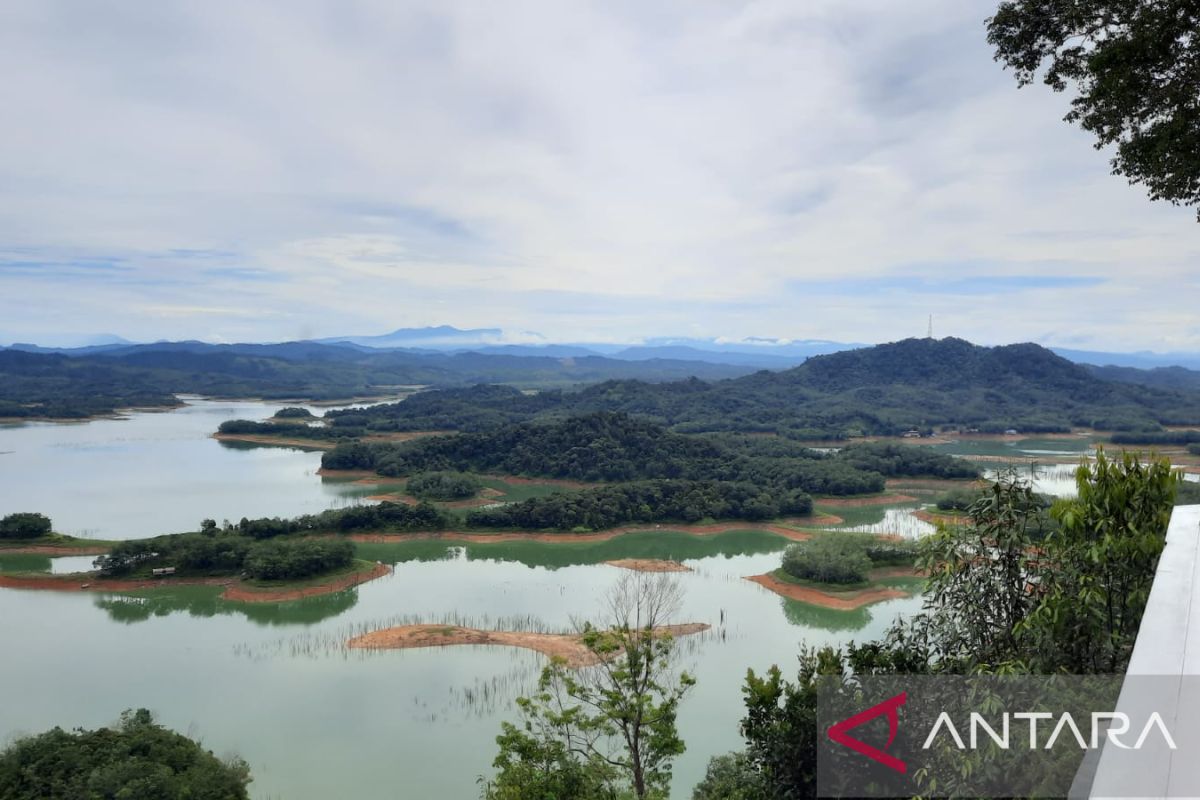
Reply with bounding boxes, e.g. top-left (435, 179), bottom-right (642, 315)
top-left (0, 562), bottom-right (392, 603)
top-left (744, 572), bottom-right (912, 610)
